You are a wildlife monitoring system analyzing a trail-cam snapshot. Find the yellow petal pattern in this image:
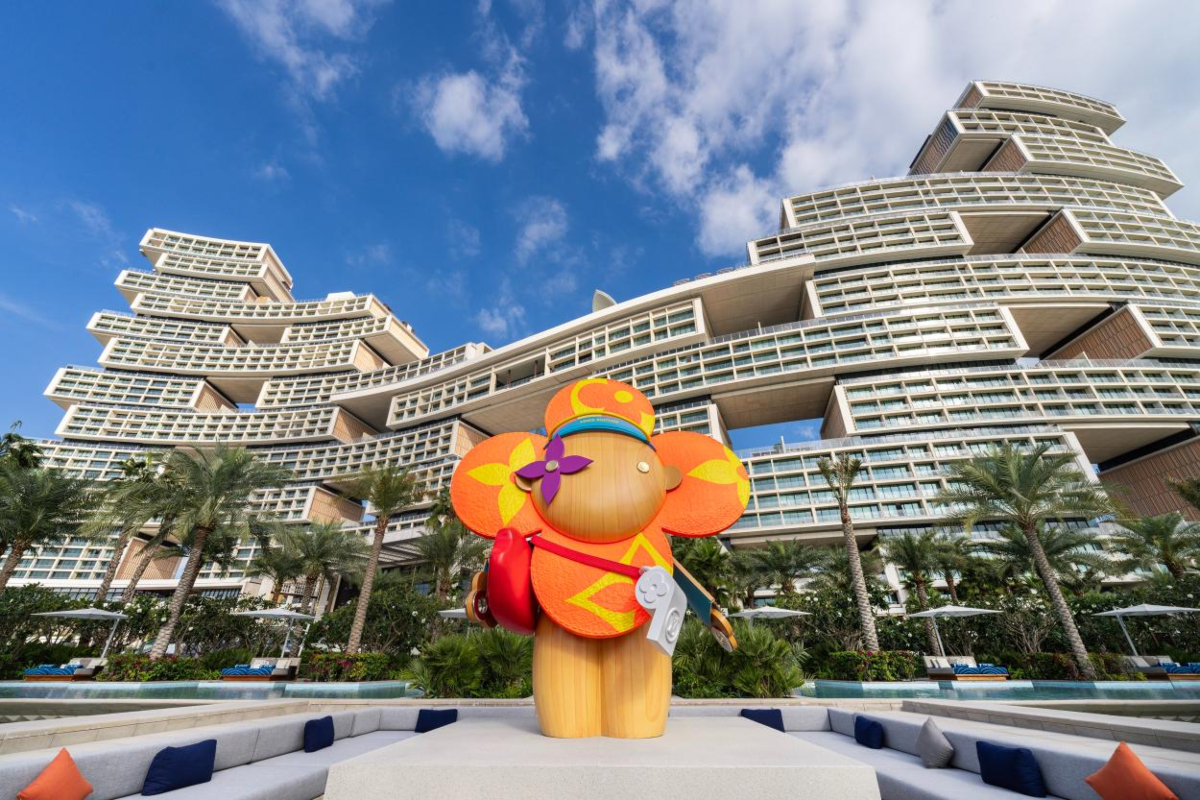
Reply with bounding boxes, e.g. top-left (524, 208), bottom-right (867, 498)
top-left (465, 436), bottom-right (538, 526)
top-left (687, 448), bottom-right (750, 508)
